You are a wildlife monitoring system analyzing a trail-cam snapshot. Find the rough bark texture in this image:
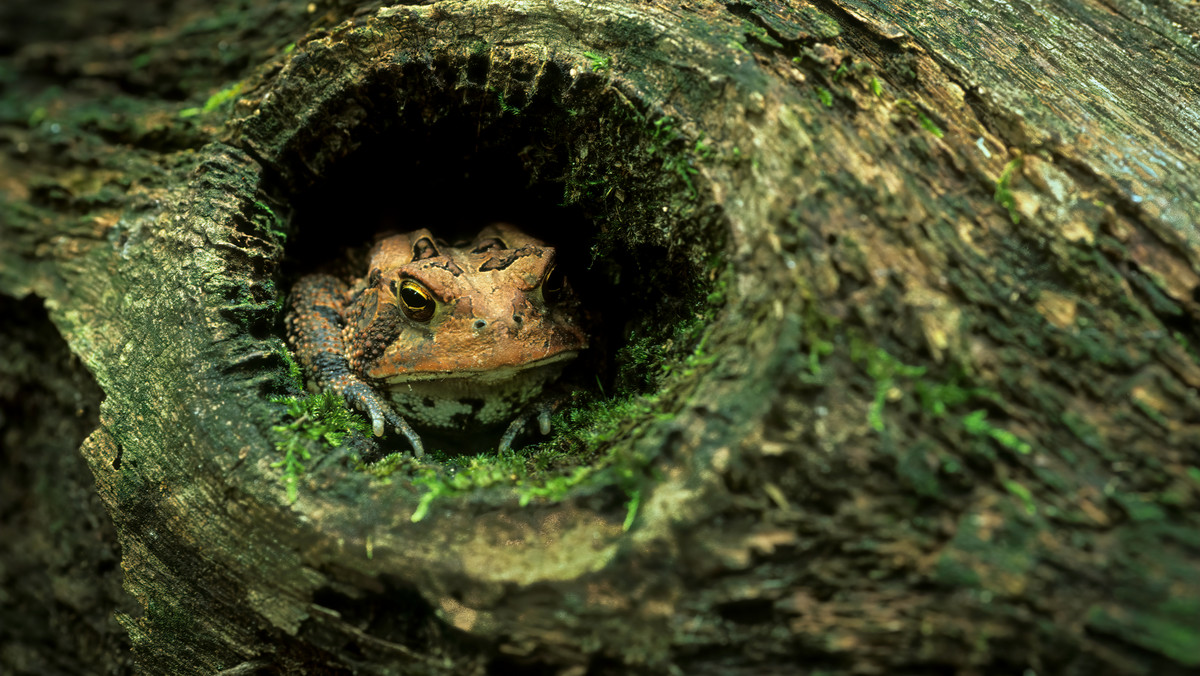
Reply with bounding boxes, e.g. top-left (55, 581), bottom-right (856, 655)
top-left (2, 0), bottom-right (1199, 674)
